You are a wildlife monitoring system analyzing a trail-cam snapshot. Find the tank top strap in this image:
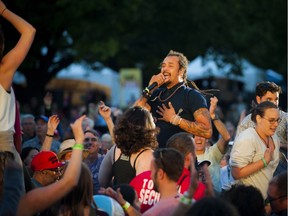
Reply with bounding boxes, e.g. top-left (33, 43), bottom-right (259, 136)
top-left (113, 145), bottom-right (117, 163)
top-left (133, 148), bottom-right (151, 168)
